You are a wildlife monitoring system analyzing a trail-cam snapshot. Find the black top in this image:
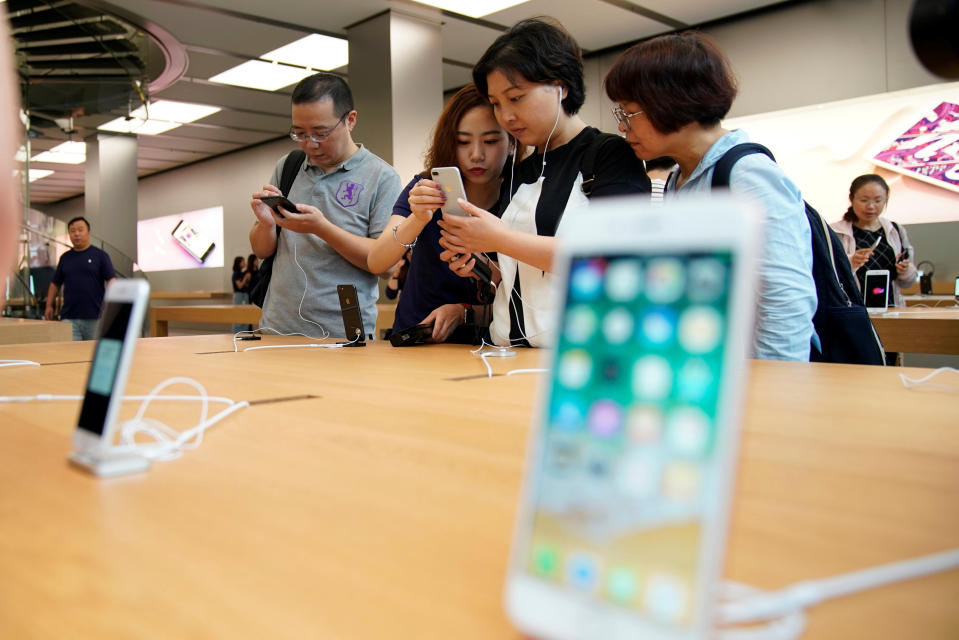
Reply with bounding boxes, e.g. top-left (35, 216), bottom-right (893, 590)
top-left (853, 226), bottom-right (896, 305)
top-left (232, 268), bottom-right (248, 293)
top-left (500, 127), bottom-right (649, 345)
top-left (52, 246), bottom-right (116, 319)
top-left (503, 126), bottom-right (650, 237)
